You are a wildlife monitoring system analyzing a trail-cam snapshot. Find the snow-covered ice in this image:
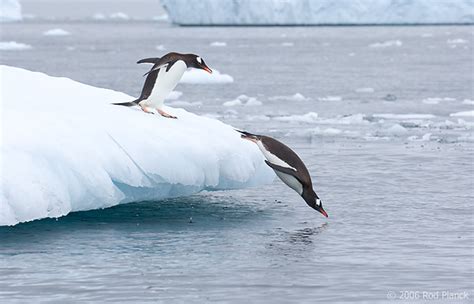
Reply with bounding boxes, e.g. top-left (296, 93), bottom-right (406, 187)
top-left (269, 93), bottom-right (308, 101)
top-left (450, 111), bottom-right (474, 117)
top-left (223, 95), bottom-right (262, 107)
top-left (43, 28), bottom-right (71, 36)
top-left (318, 96), bottom-right (343, 102)
top-left (0, 41), bottom-right (31, 51)
top-left (210, 41), bottom-right (227, 47)
top-left (0, 0), bottom-right (21, 22)
top-left (181, 69), bottom-right (234, 84)
top-left (109, 12), bottom-right (130, 20)
top-left (369, 40), bottom-right (402, 48)
top-left (161, 0), bottom-right (474, 25)
top-left (274, 112), bottom-right (319, 123)
top-left (0, 66), bottom-right (273, 226)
